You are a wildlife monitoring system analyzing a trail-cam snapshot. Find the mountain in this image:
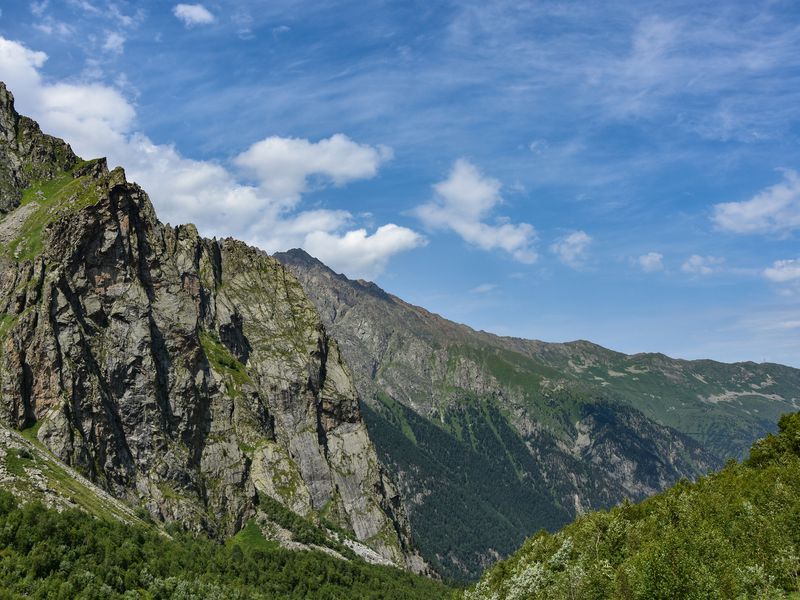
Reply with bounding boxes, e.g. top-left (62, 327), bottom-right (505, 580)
top-left (462, 411), bottom-right (800, 599)
top-left (275, 247), bottom-right (800, 580)
top-left (0, 81), bottom-right (427, 574)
